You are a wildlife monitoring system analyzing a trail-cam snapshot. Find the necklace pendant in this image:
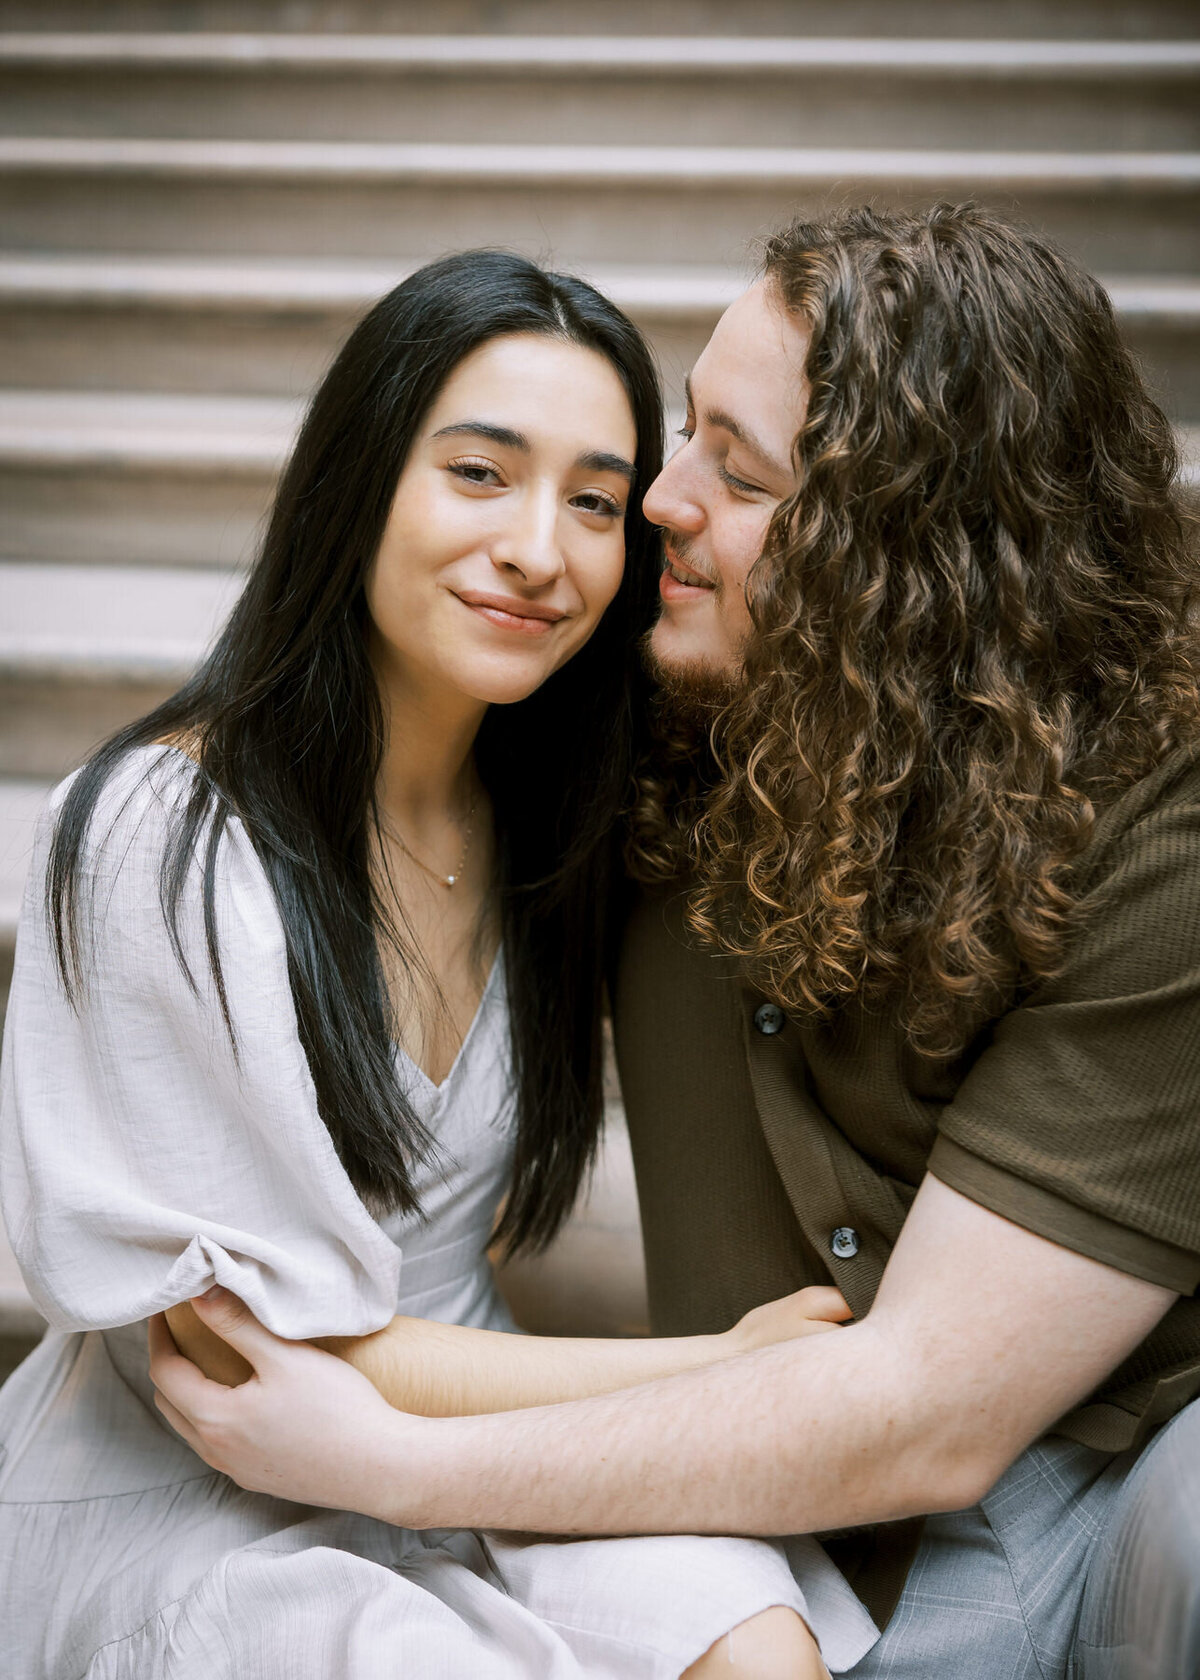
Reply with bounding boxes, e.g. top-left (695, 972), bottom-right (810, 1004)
top-left (445, 874), bottom-right (456, 888)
